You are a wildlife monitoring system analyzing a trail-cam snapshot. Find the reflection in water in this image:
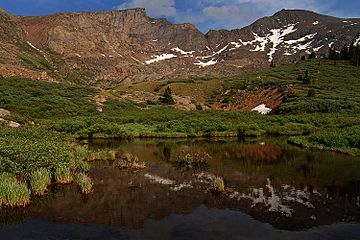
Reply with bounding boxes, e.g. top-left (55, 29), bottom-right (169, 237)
top-left (1, 138), bottom-right (360, 239)
top-left (1, 206), bottom-right (360, 240)
top-left (228, 178), bottom-right (315, 216)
